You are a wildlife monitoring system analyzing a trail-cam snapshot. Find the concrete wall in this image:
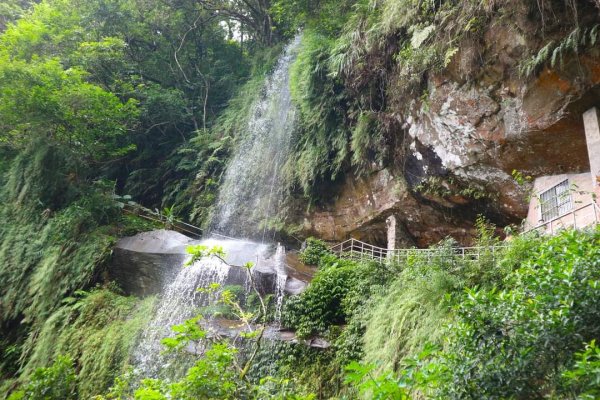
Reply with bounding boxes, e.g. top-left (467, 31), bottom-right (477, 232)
top-left (583, 107), bottom-right (600, 186)
top-left (525, 172), bottom-right (597, 232)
